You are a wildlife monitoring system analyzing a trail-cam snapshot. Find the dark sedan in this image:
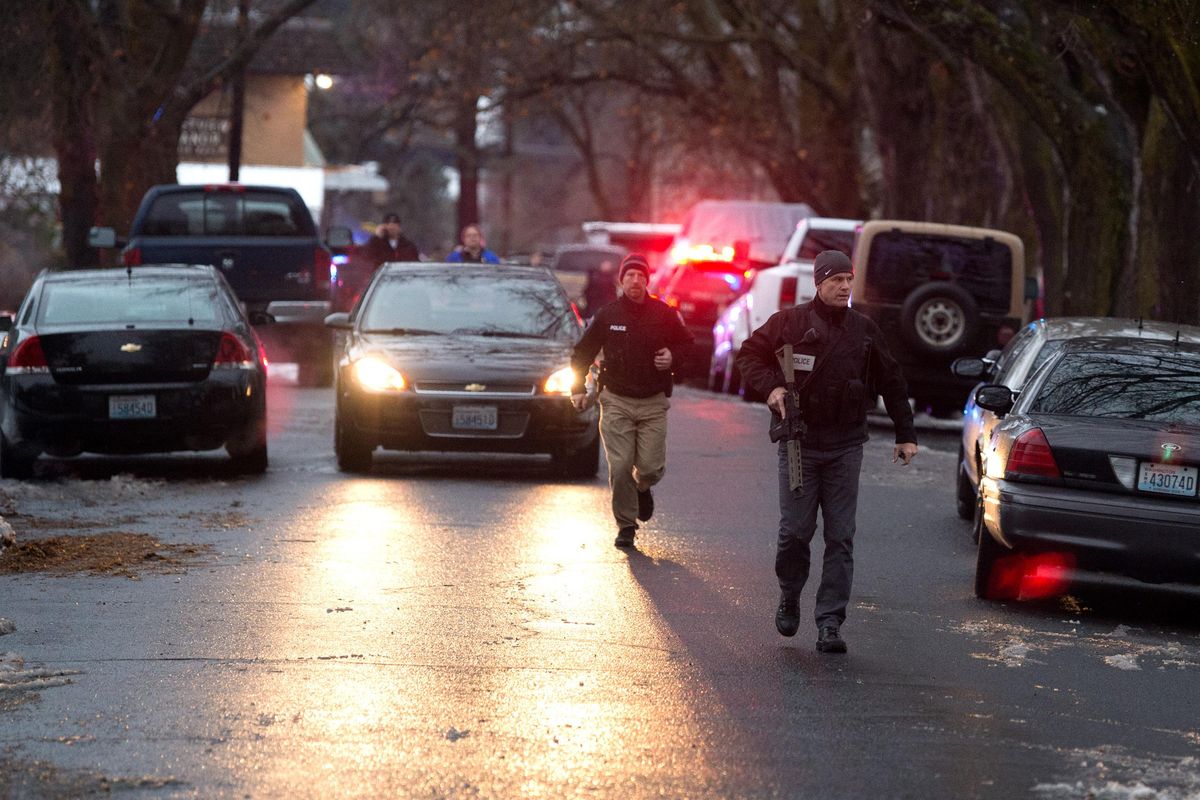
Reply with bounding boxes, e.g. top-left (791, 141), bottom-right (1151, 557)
top-left (971, 337), bottom-right (1200, 600)
top-left (324, 263), bottom-right (600, 476)
top-left (0, 265), bottom-right (269, 478)
top-left (950, 317), bottom-right (1200, 520)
